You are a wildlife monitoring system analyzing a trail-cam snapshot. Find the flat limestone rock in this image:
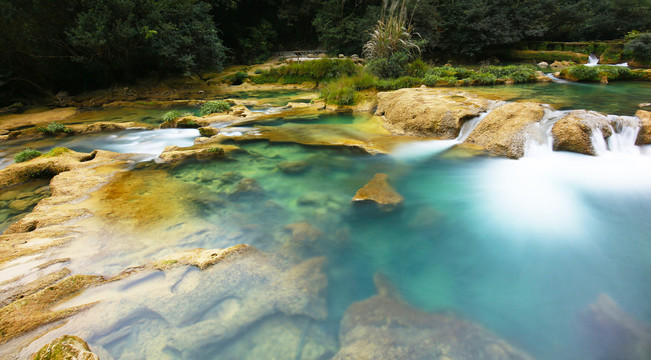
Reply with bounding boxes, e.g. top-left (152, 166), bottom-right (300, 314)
top-left (552, 110), bottom-right (613, 155)
top-left (375, 88), bottom-right (492, 138)
top-left (333, 274), bottom-right (535, 360)
top-left (30, 335), bottom-right (99, 360)
top-left (465, 102), bottom-right (545, 159)
top-left (352, 173), bottom-right (404, 211)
